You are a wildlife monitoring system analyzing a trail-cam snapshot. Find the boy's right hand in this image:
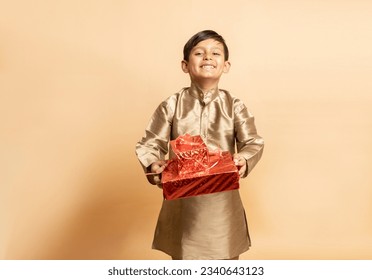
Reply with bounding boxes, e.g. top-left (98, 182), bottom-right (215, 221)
top-left (150, 160), bottom-right (167, 187)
